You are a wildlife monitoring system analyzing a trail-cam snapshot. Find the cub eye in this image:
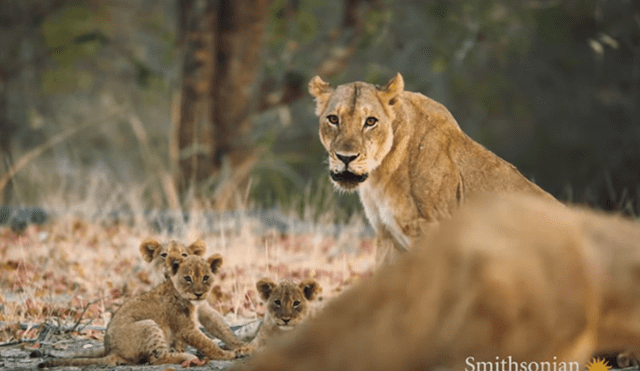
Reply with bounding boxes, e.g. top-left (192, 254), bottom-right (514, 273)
top-left (293, 300), bottom-right (301, 308)
top-left (184, 276), bottom-right (192, 283)
top-left (326, 115), bottom-right (339, 126)
top-left (364, 117), bottom-right (378, 127)
top-left (203, 275), bottom-right (209, 282)
top-left (160, 253), bottom-right (168, 258)
top-left (181, 253), bottom-right (188, 257)
top-left (274, 300), bottom-right (281, 307)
